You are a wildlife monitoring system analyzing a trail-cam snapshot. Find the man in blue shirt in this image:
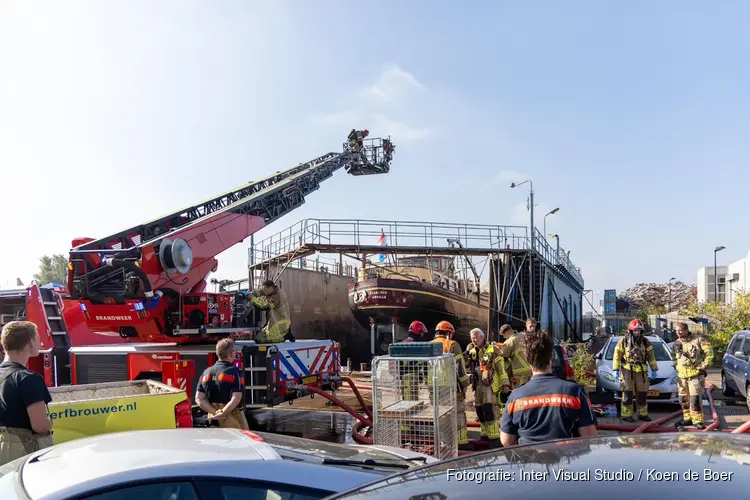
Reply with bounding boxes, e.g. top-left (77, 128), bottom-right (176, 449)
top-left (196, 339), bottom-right (248, 429)
top-left (500, 330), bottom-right (598, 446)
